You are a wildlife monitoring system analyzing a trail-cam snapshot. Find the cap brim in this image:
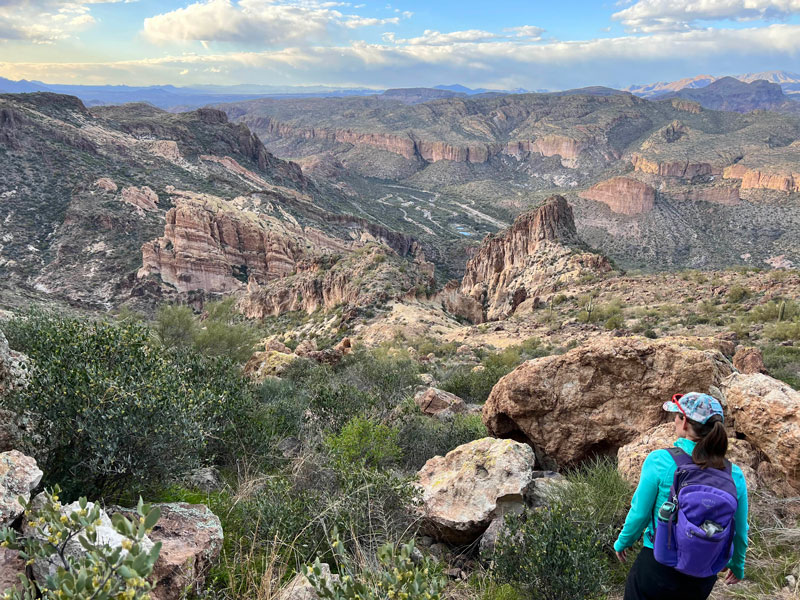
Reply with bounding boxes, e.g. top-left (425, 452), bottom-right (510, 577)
top-left (662, 401), bottom-right (681, 413)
